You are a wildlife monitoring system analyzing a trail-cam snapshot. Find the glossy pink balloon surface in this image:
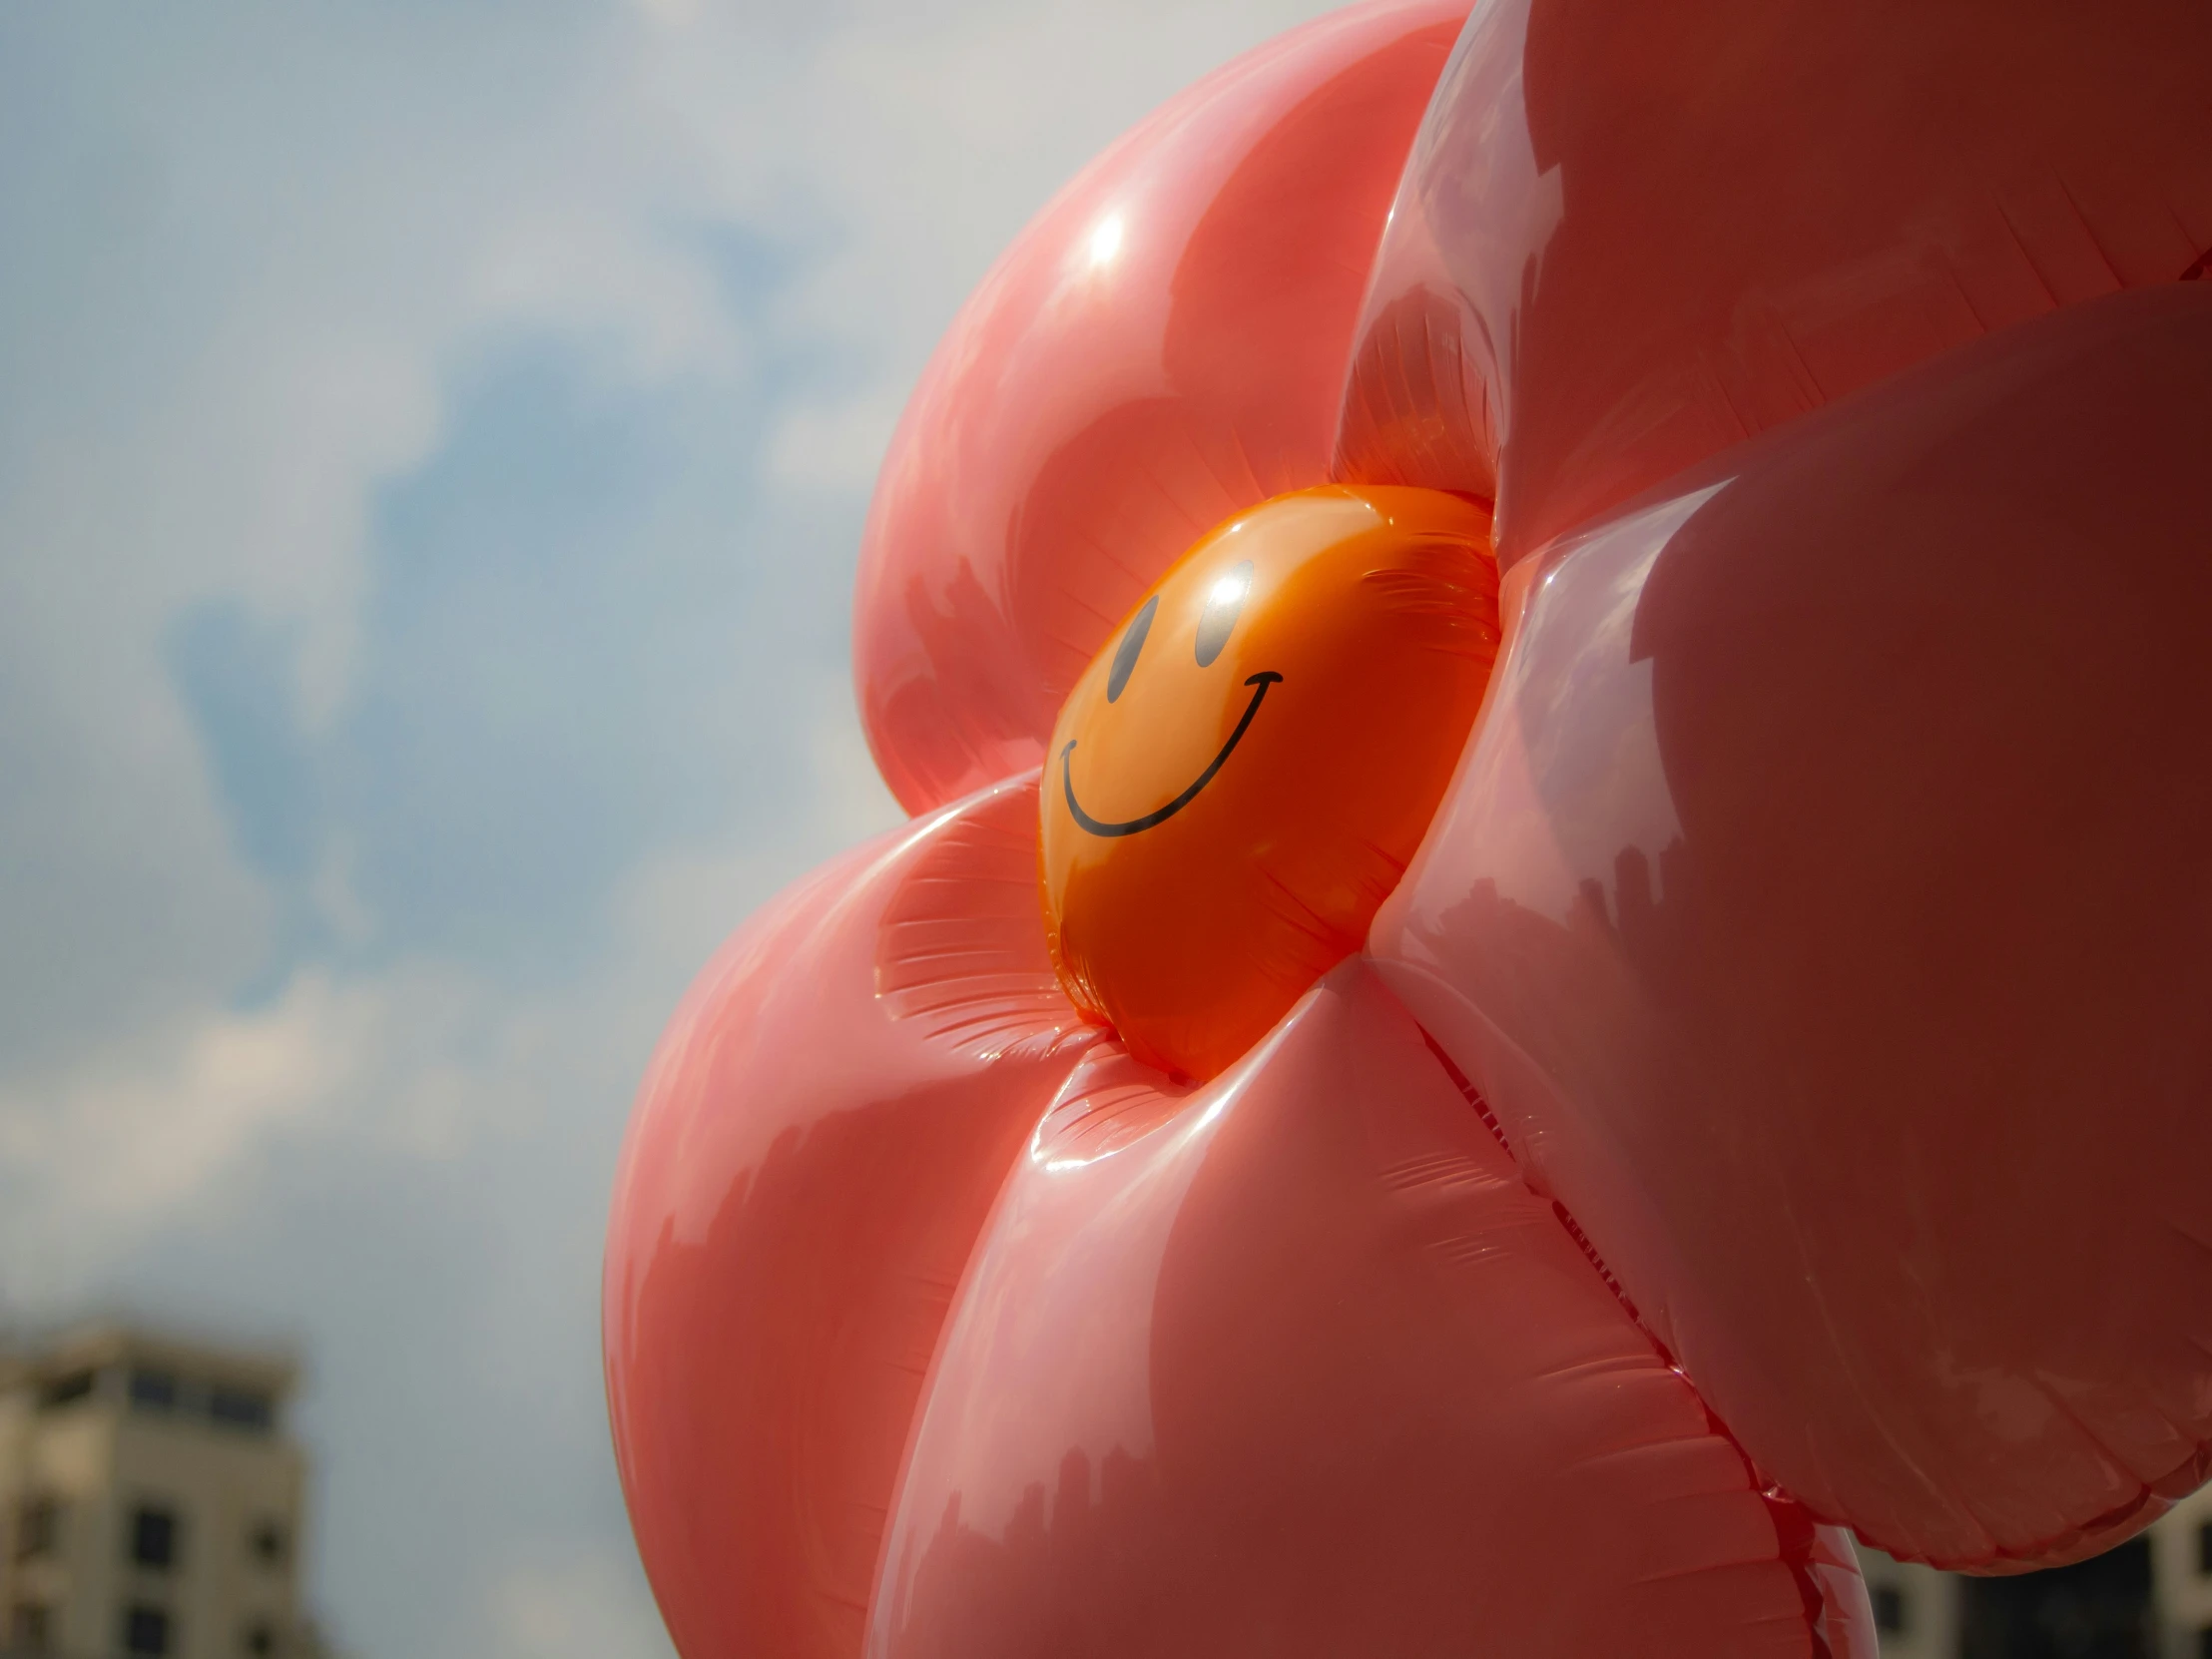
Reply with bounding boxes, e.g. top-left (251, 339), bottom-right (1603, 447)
top-left (604, 778), bottom-right (1094, 1659)
top-left (853, 0), bottom-right (1469, 814)
top-left (1372, 284), bottom-right (2212, 1569)
top-left (607, 2), bottom-right (2212, 1652)
top-left (872, 962), bottom-right (1872, 1658)
top-left (1337, 0), bottom-right (2212, 564)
